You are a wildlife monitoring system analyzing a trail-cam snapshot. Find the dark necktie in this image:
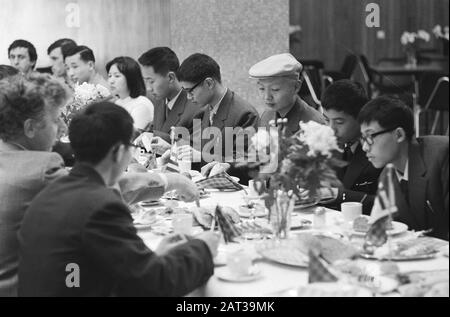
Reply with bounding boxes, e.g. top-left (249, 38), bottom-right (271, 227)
top-left (165, 103), bottom-right (170, 121)
top-left (399, 179), bottom-right (410, 206)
